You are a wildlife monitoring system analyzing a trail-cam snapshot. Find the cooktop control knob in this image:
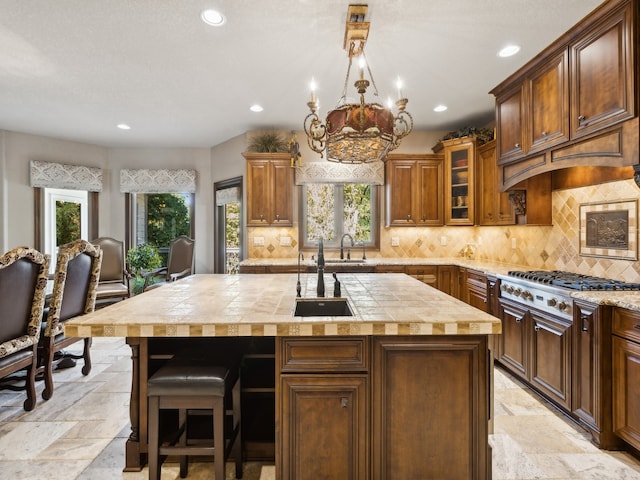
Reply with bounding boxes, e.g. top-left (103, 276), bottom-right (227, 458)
top-left (514, 288), bottom-right (522, 296)
top-left (558, 301), bottom-right (569, 312)
top-left (548, 298), bottom-right (558, 307)
top-left (522, 290), bottom-right (533, 301)
top-left (506, 286), bottom-right (514, 294)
